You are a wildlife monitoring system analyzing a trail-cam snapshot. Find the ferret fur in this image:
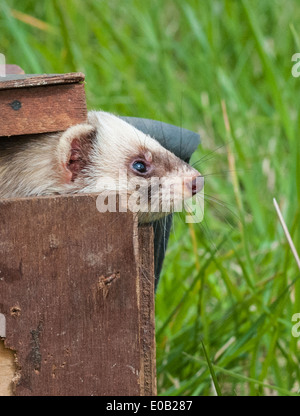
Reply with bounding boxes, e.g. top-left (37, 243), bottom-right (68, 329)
top-left (0, 111), bottom-right (202, 222)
